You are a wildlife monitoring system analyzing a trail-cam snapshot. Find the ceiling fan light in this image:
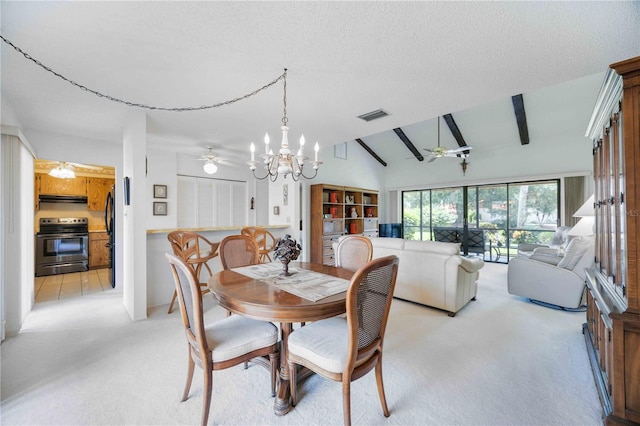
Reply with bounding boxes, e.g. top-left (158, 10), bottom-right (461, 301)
top-left (203, 160), bottom-right (218, 174)
top-left (49, 164), bottom-right (75, 179)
